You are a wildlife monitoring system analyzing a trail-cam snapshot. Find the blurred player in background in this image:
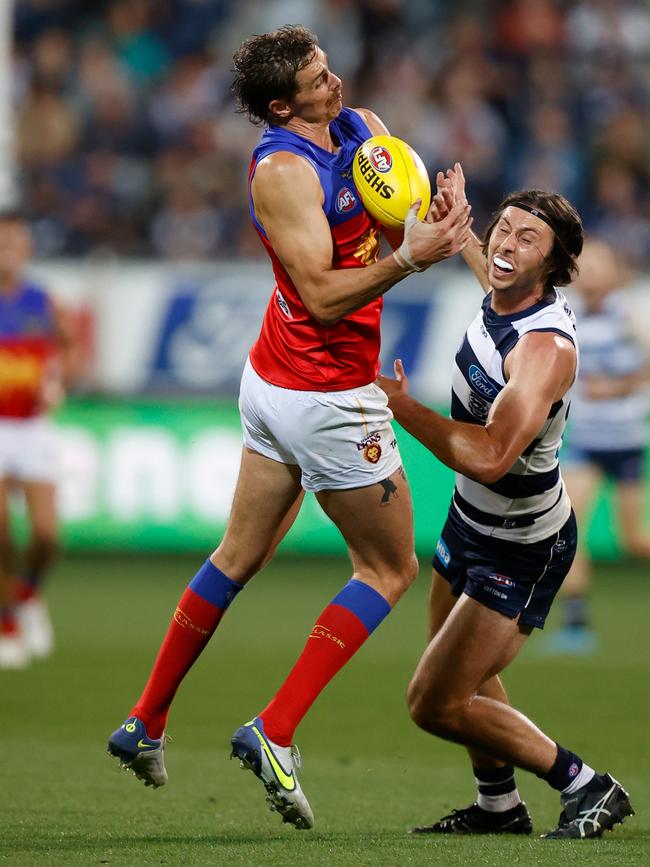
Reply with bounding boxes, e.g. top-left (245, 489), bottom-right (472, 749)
top-left (0, 210), bottom-right (79, 669)
top-left (378, 174), bottom-right (633, 839)
top-left (545, 239), bottom-right (650, 654)
top-left (107, 24), bottom-right (472, 829)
